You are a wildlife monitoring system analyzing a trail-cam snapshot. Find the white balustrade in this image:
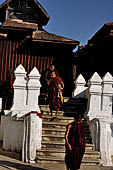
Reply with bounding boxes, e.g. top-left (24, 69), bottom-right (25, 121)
top-left (86, 72), bottom-right (113, 166)
top-left (2, 64), bottom-right (42, 163)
